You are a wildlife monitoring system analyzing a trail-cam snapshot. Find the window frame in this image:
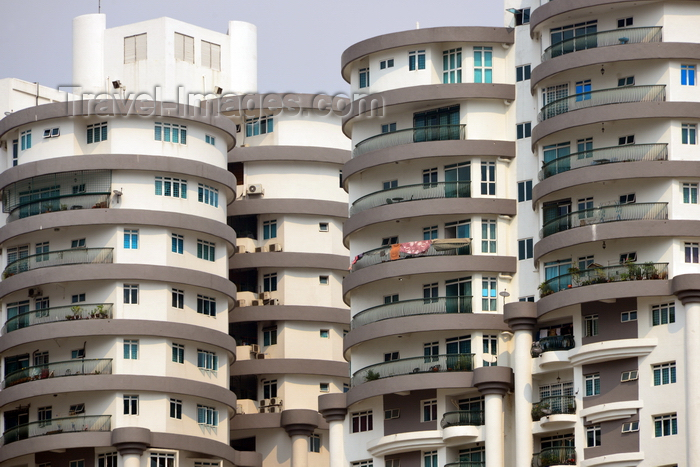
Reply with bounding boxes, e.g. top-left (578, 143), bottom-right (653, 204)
top-left (585, 373), bottom-right (601, 396)
top-left (172, 343), bottom-right (185, 363)
top-left (123, 395), bottom-right (139, 415)
top-left (170, 398), bottom-right (183, 419)
top-left (351, 410), bottom-right (373, 433)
